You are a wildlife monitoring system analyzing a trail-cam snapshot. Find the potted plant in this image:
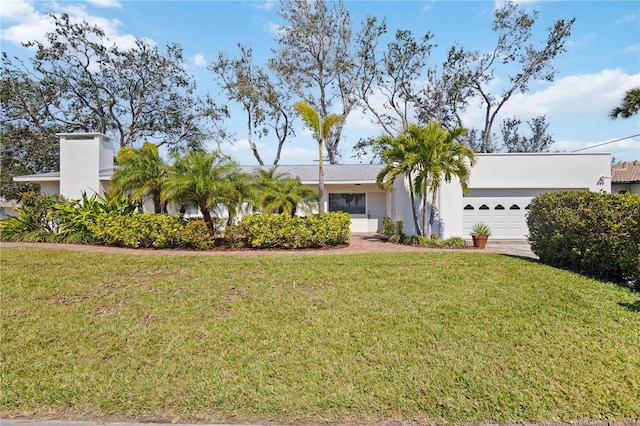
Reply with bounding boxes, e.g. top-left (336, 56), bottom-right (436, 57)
top-left (471, 222), bottom-right (491, 249)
